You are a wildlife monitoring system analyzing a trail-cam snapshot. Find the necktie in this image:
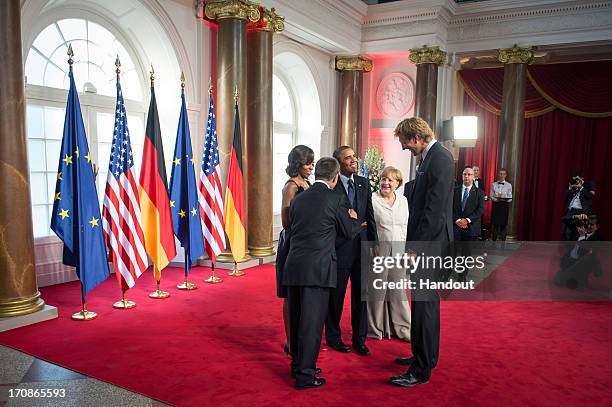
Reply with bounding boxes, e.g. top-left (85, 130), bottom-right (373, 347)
top-left (461, 187), bottom-right (469, 211)
top-left (348, 179), bottom-right (356, 209)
